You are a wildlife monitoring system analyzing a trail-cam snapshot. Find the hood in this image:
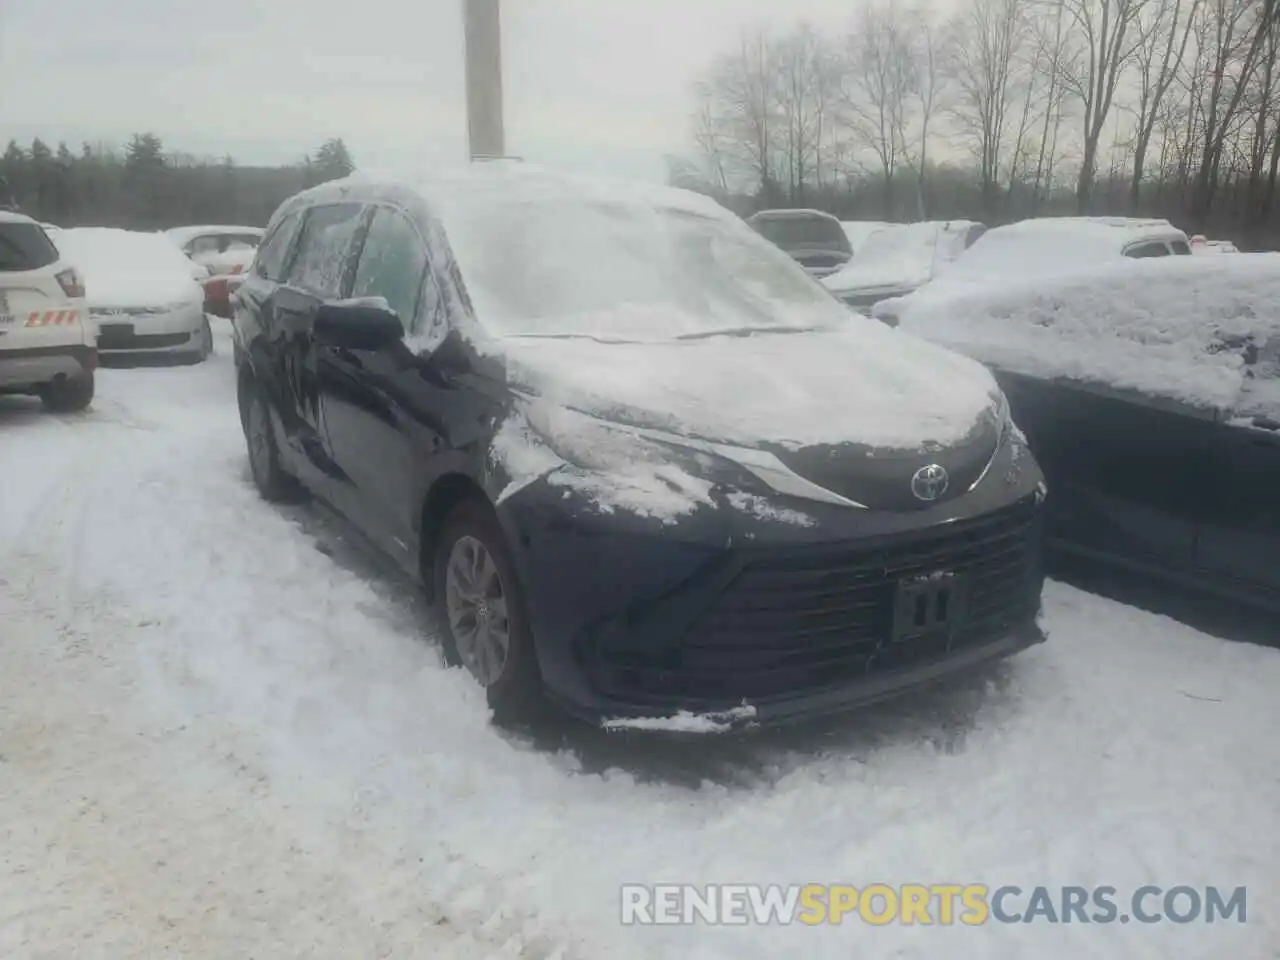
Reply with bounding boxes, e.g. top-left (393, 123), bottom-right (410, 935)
top-left (497, 321), bottom-right (1000, 455)
top-left (823, 259), bottom-right (936, 297)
